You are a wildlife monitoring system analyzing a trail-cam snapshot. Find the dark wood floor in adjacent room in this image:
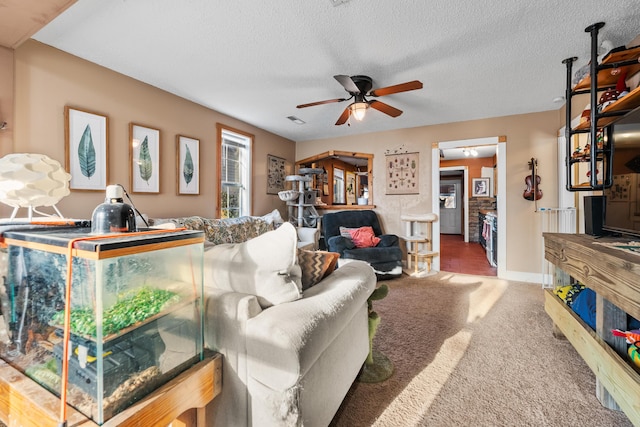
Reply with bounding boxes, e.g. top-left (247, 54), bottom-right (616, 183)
top-left (440, 233), bottom-right (497, 276)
